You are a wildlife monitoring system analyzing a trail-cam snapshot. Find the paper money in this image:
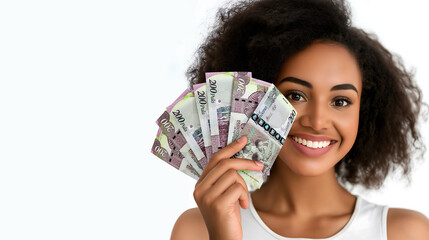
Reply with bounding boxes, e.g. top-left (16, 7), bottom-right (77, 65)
top-left (193, 83), bottom-right (213, 161)
top-left (167, 89), bottom-right (209, 168)
top-left (151, 72), bottom-right (298, 185)
top-left (206, 72), bottom-right (252, 153)
top-left (151, 129), bottom-right (200, 180)
top-left (227, 77), bottom-right (270, 144)
top-left (235, 84), bottom-right (297, 190)
top-left (156, 110), bottom-right (204, 175)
